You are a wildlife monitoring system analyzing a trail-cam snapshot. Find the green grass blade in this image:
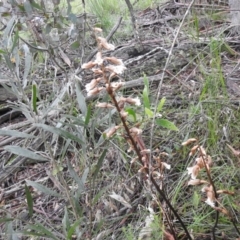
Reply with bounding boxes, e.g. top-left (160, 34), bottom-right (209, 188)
top-left (35, 123), bottom-right (84, 145)
top-left (62, 207), bottom-right (70, 235)
top-left (84, 104), bottom-right (92, 126)
top-left (93, 149), bottom-right (107, 181)
top-left (23, 223), bottom-right (58, 240)
top-left (67, 160), bottom-right (87, 196)
top-left (0, 129), bottom-right (35, 138)
top-left (25, 184), bottom-right (33, 218)
top-left (0, 218), bottom-right (14, 223)
top-left (32, 82), bottom-right (38, 114)
top-left (4, 145), bottom-right (48, 161)
top-left (26, 180), bottom-right (62, 198)
top-left (67, 219), bottom-right (83, 240)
